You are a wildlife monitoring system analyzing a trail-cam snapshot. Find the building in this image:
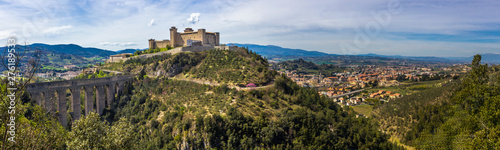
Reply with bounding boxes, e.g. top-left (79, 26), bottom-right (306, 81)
top-left (63, 65), bottom-right (77, 69)
top-left (149, 27), bottom-right (220, 49)
top-left (107, 53), bottom-right (133, 63)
